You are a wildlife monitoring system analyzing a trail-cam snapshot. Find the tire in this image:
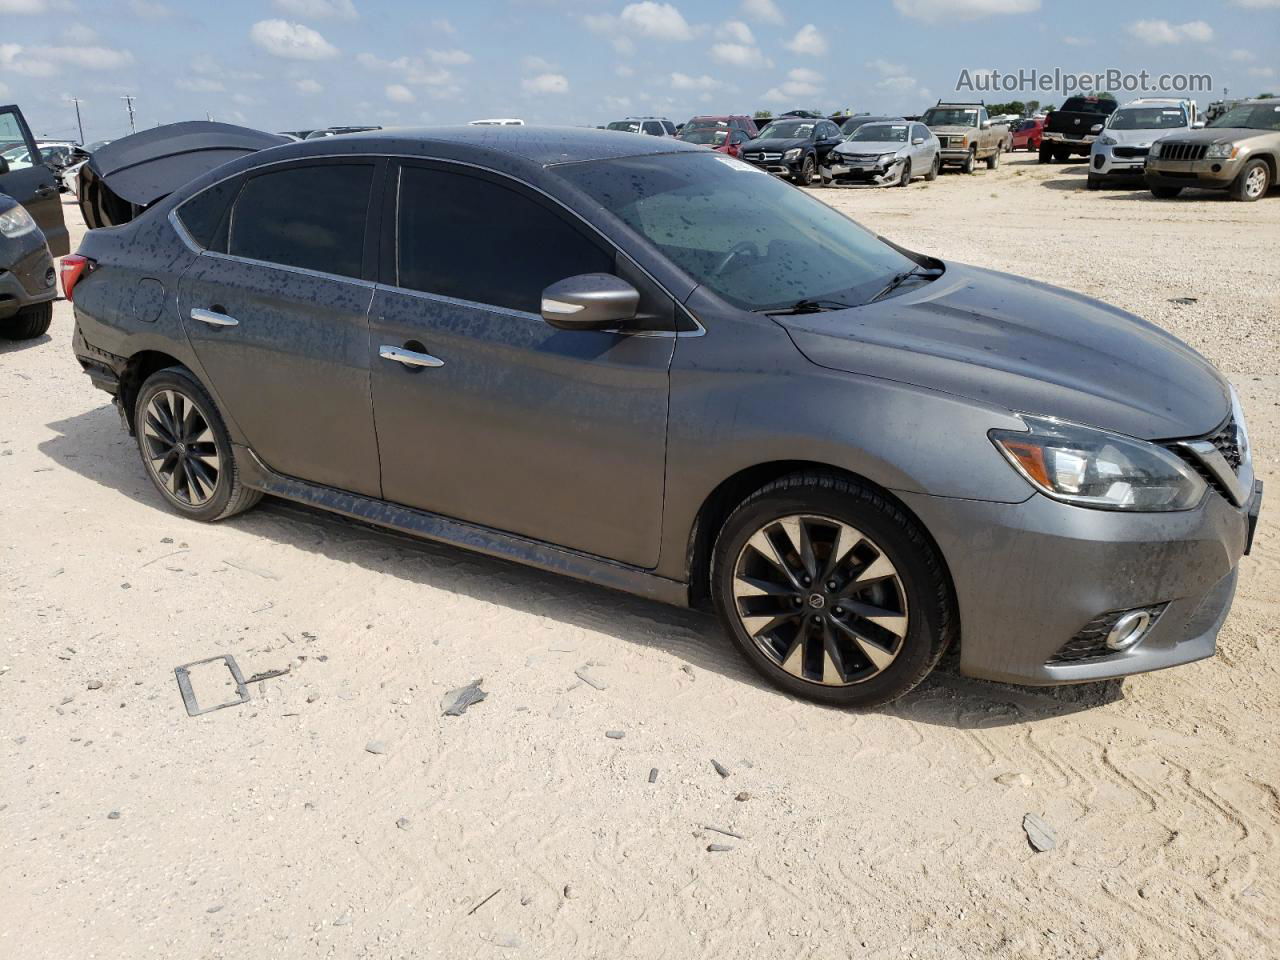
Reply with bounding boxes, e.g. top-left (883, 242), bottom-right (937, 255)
top-left (897, 158), bottom-right (912, 187)
top-left (1054, 149), bottom-right (1070, 163)
top-left (986, 145), bottom-right (1001, 170)
top-left (1038, 143), bottom-right (1053, 164)
top-left (819, 175), bottom-right (832, 186)
top-left (133, 366), bottom-right (262, 523)
top-left (960, 148), bottom-right (976, 174)
top-left (794, 155), bottom-right (815, 186)
top-left (1231, 158), bottom-right (1271, 202)
top-left (710, 472), bottom-right (956, 708)
top-left (924, 153), bottom-right (940, 181)
top-left (0, 300), bottom-right (53, 340)
top-left (1151, 186), bottom-right (1183, 199)
top-left (1086, 175), bottom-right (1102, 191)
